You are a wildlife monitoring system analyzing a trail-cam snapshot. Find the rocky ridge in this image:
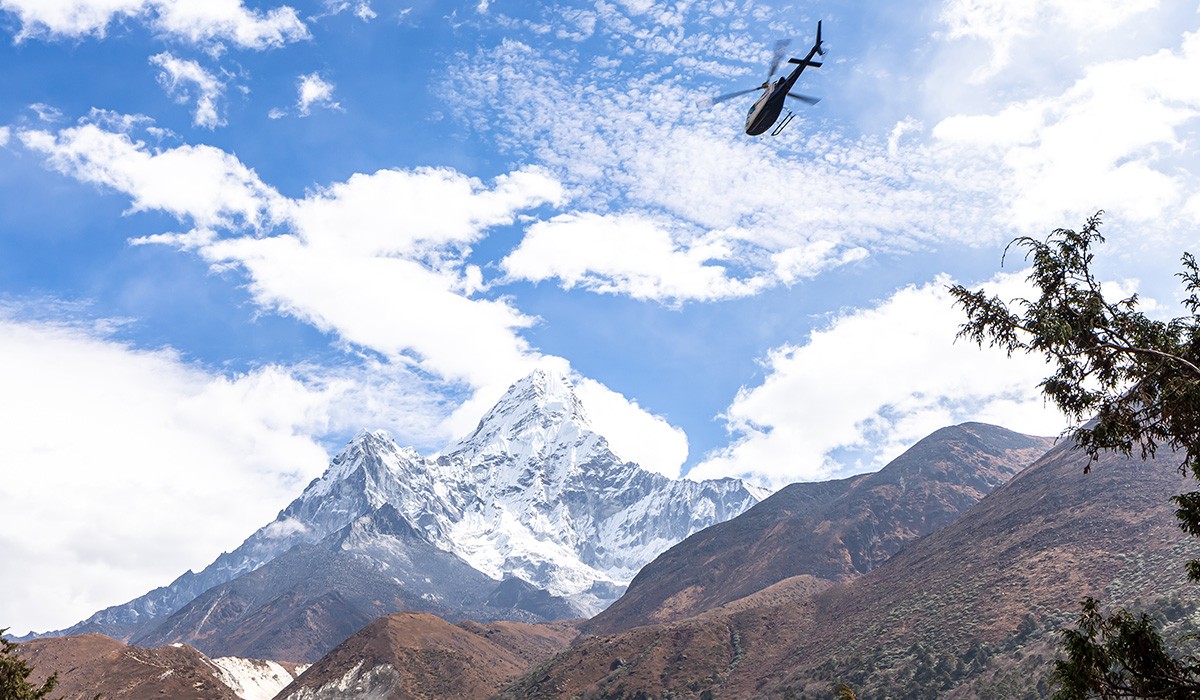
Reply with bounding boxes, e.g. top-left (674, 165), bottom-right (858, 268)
top-left (44, 369), bottom-right (761, 645)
